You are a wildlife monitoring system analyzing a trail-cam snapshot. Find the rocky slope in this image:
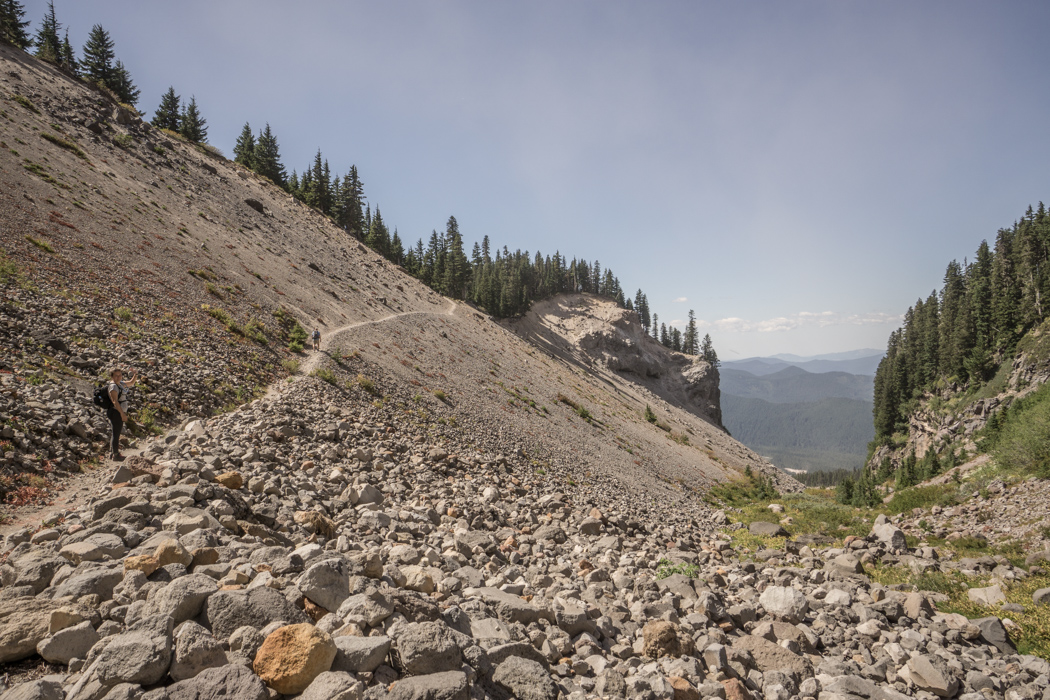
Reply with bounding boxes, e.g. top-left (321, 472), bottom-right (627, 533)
top-left (868, 322), bottom-right (1050, 471)
top-left (1, 39), bottom-right (1045, 700)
